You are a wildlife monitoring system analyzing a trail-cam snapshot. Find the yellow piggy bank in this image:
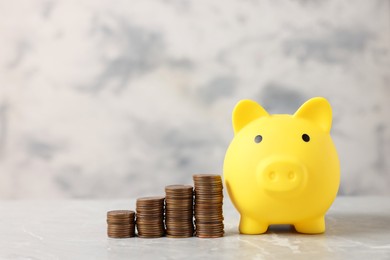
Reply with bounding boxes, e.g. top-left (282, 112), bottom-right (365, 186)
top-left (223, 97), bottom-right (340, 234)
